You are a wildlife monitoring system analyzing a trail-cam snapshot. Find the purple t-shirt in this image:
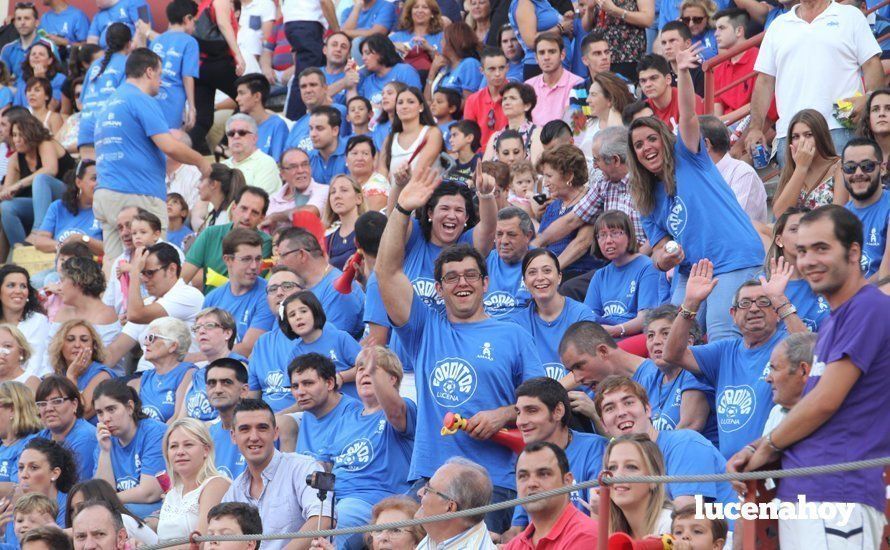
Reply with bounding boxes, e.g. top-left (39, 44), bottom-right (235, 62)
top-left (777, 285), bottom-right (890, 511)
